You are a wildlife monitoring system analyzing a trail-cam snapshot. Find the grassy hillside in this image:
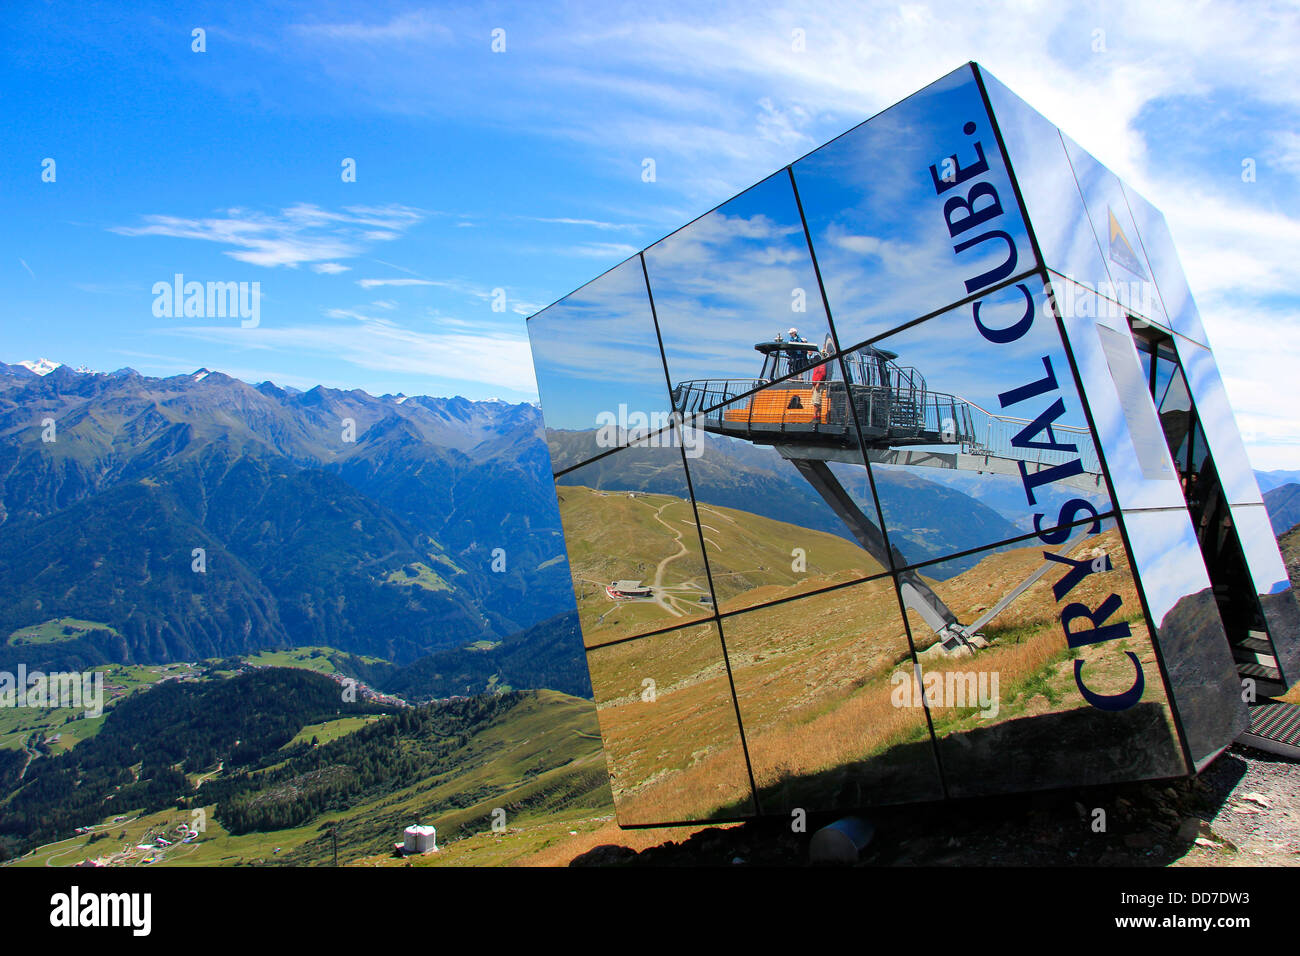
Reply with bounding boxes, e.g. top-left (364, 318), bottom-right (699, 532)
top-left (1279, 522), bottom-right (1300, 590)
top-left (0, 667), bottom-right (390, 857)
top-left (374, 611), bottom-right (590, 701)
top-left (284, 716), bottom-right (385, 749)
top-left (8, 689), bottom-right (610, 867)
top-left (556, 483), bottom-right (882, 646)
top-left (0, 662), bottom-right (197, 752)
top-left (6, 617), bottom-right (121, 647)
top-left (244, 646), bottom-right (387, 675)
top-left (584, 526), bottom-right (1177, 823)
top-left (275, 690), bottom-right (608, 865)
